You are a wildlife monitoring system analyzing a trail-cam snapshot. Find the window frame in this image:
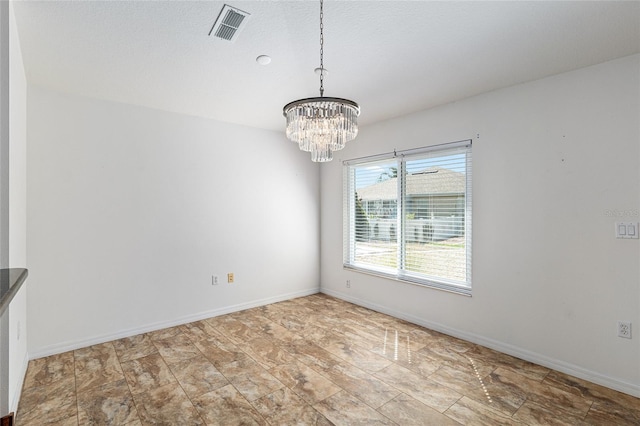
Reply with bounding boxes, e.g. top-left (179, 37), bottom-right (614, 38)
top-left (343, 140), bottom-right (473, 296)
